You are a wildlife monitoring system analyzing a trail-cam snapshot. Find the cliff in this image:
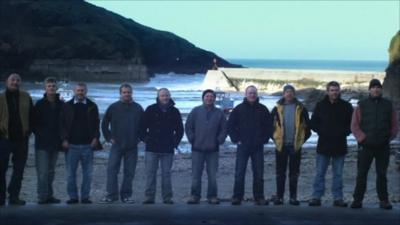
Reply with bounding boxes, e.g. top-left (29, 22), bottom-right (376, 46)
top-left (0, 0), bottom-right (240, 81)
